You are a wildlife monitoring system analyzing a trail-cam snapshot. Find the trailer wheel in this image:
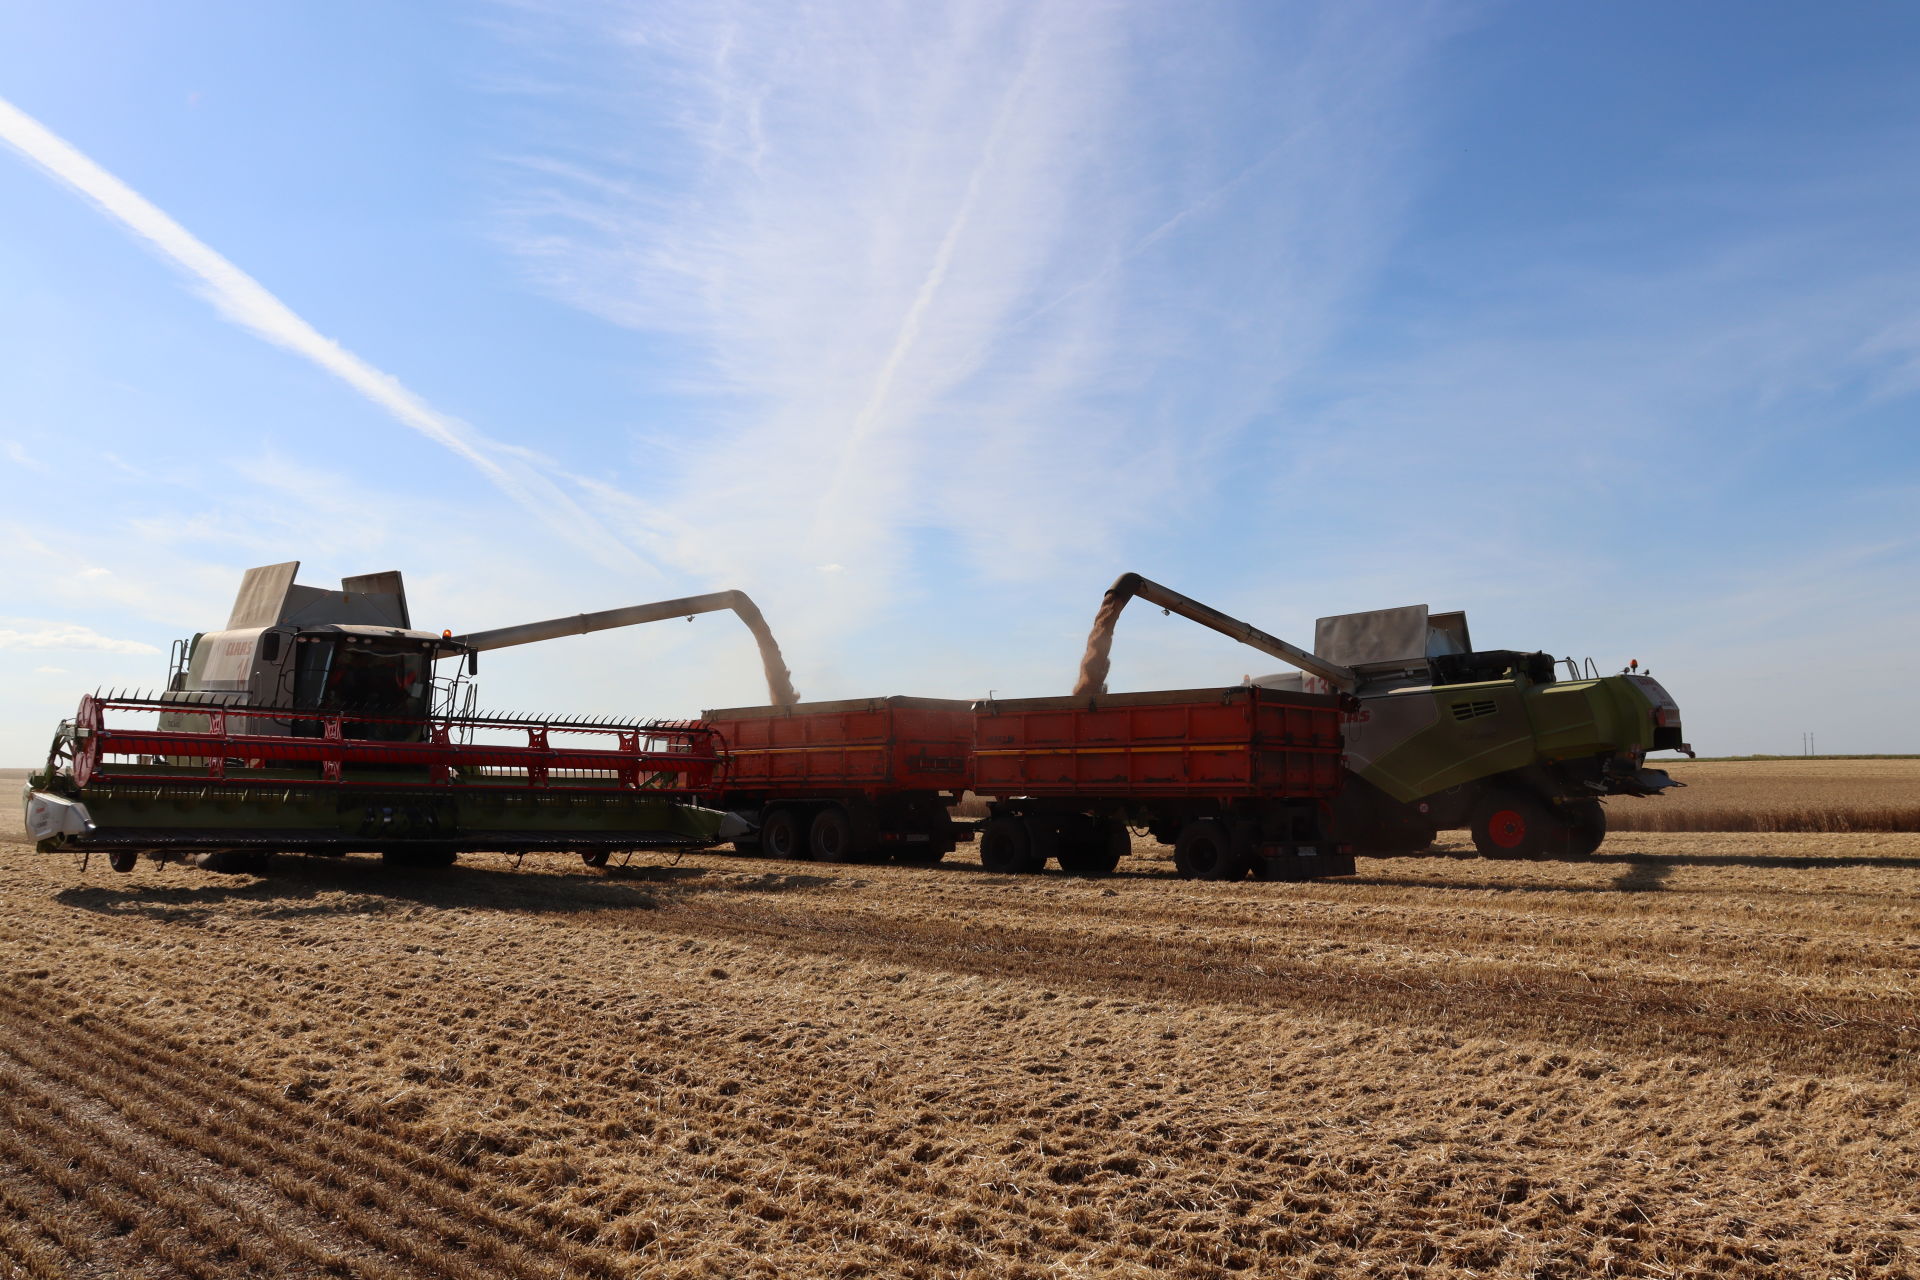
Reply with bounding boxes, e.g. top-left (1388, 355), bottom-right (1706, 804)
top-left (893, 839), bottom-right (946, 867)
top-left (760, 807), bottom-right (806, 860)
top-left (197, 850), bottom-right (273, 875)
top-left (382, 847), bottom-right (457, 869)
top-left (806, 805), bottom-right (860, 867)
top-left (107, 849), bottom-right (139, 874)
top-left (1057, 820), bottom-right (1126, 876)
top-left (1173, 819), bottom-right (1245, 881)
top-left (1471, 789), bottom-right (1556, 859)
top-left (979, 817), bottom-right (1042, 874)
top-left (1565, 800), bottom-right (1606, 858)
top-left (580, 850), bottom-right (611, 868)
